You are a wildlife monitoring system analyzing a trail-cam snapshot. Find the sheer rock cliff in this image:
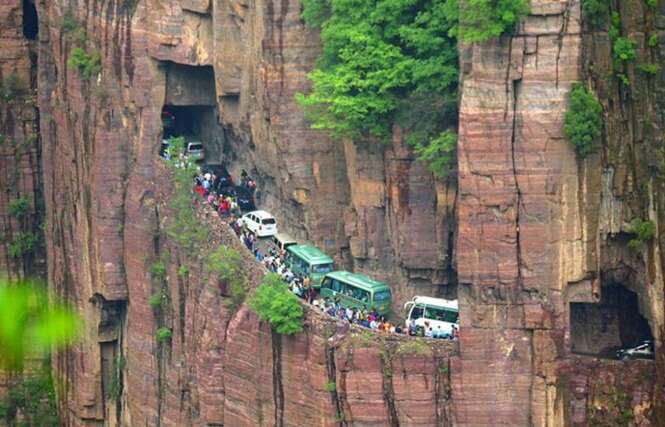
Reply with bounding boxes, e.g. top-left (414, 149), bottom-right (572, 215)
top-left (0, 0), bottom-right (661, 425)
